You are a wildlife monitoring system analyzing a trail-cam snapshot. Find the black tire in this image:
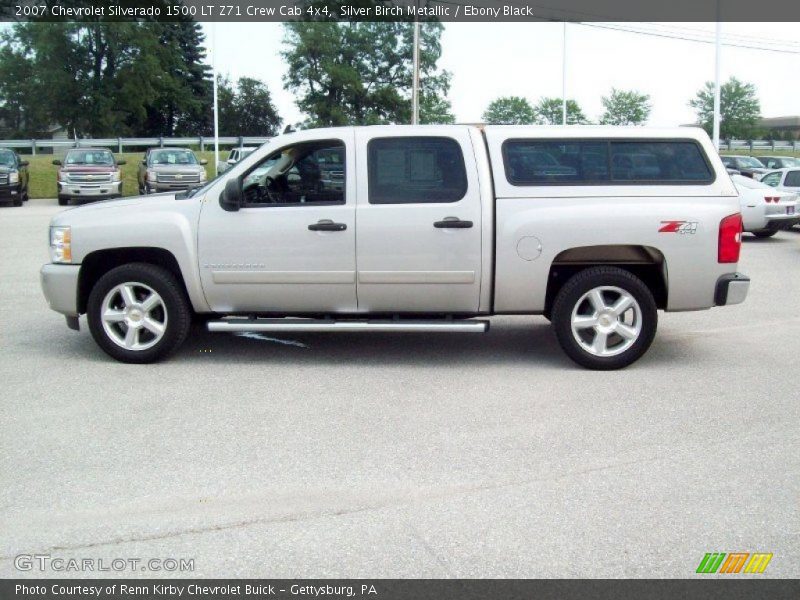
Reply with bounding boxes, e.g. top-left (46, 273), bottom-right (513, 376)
top-left (58, 196), bottom-right (69, 206)
top-left (87, 263), bottom-right (191, 363)
top-left (752, 230), bottom-right (777, 238)
top-left (22, 188), bottom-right (29, 201)
top-left (551, 266), bottom-right (658, 370)
top-left (12, 197), bottom-right (22, 207)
